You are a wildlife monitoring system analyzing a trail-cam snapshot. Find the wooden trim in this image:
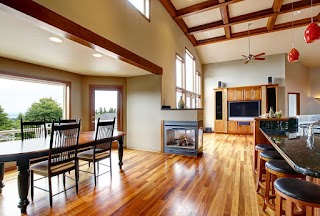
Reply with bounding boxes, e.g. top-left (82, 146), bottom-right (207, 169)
top-left (0, 0), bottom-right (162, 75)
top-left (188, 0), bottom-right (320, 35)
top-left (88, 85), bottom-right (123, 131)
top-left (0, 70), bottom-right (72, 119)
top-left (196, 16), bottom-right (319, 46)
top-left (173, 0), bottom-right (243, 20)
top-left (267, 0), bottom-right (285, 31)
